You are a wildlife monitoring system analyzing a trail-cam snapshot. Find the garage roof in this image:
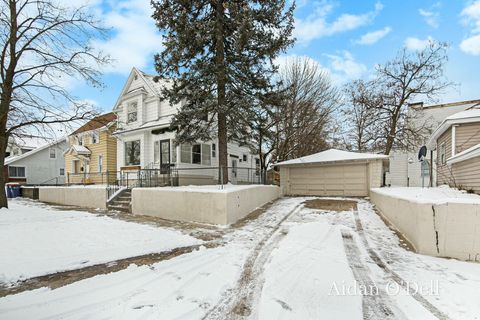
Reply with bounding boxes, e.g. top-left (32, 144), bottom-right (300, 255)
top-left (275, 149), bottom-right (388, 166)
